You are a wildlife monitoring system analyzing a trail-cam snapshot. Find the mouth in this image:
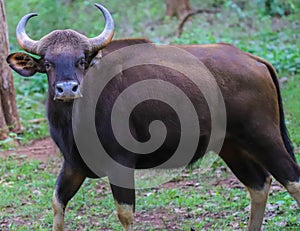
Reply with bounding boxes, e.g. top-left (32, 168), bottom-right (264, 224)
top-left (53, 93), bottom-right (83, 102)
